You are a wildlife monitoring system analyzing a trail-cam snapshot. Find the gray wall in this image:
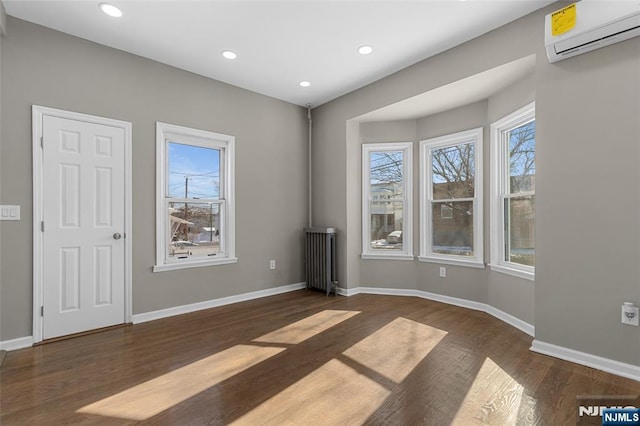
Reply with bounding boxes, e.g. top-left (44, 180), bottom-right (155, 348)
top-left (416, 101), bottom-right (489, 304)
top-left (0, 5), bottom-right (4, 341)
top-left (486, 72), bottom-right (536, 324)
top-left (357, 83), bottom-right (536, 326)
top-left (535, 37), bottom-right (640, 364)
top-left (360, 120), bottom-right (418, 290)
top-left (0, 18), bottom-right (308, 341)
top-left (312, 3), bottom-right (640, 366)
